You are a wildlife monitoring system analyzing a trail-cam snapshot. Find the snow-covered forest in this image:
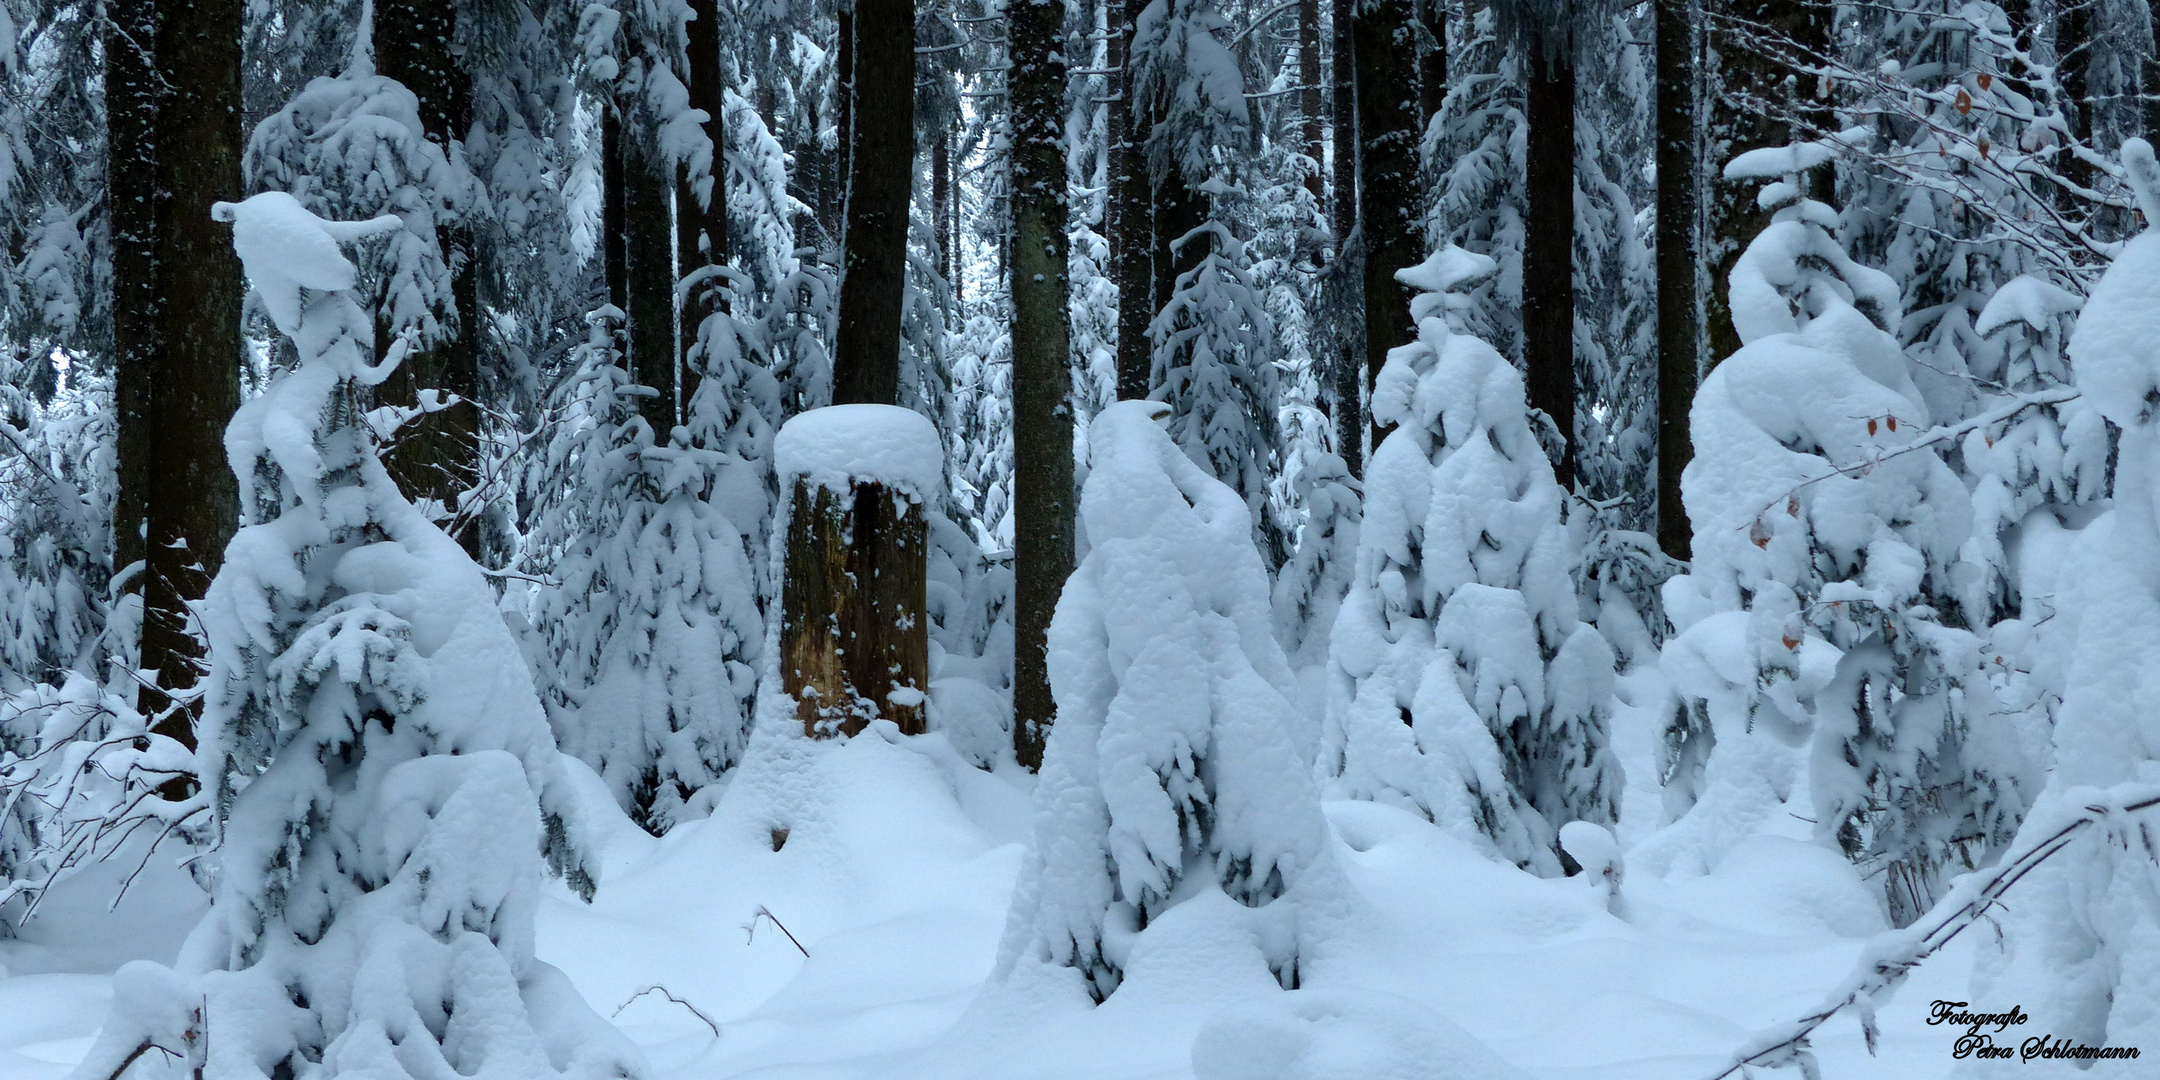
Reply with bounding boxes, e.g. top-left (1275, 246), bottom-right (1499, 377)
top-left (3, 0), bottom-right (2160, 1076)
